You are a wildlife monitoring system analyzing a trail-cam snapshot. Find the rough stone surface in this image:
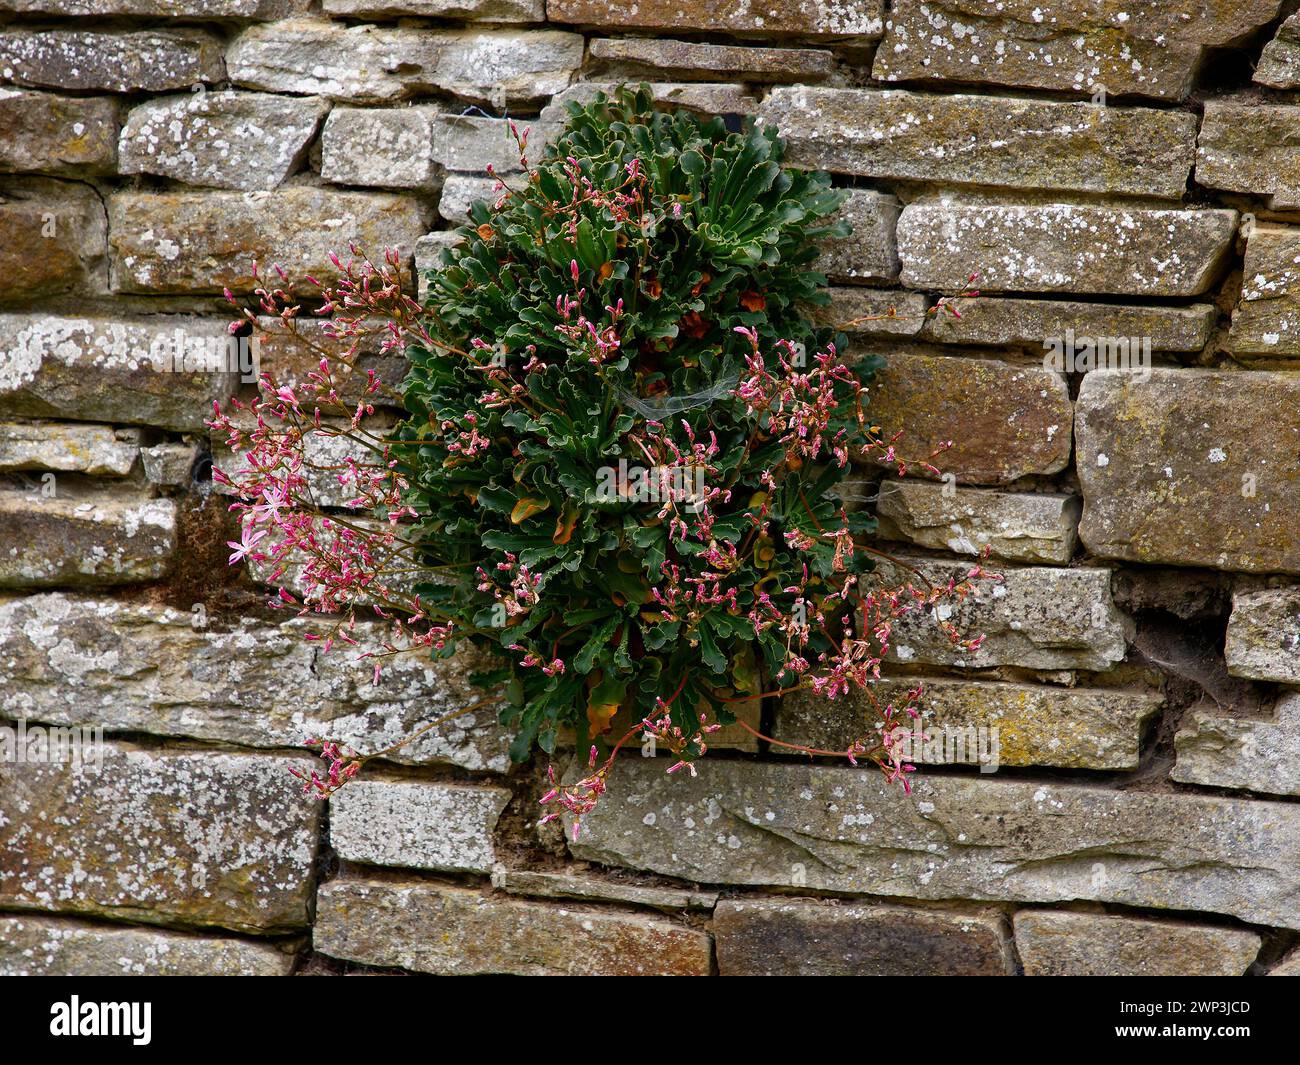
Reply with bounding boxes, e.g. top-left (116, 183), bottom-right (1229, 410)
top-left (1173, 692), bottom-right (1300, 797)
top-left (898, 204), bottom-right (1237, 296)
top-left (330, 781), bottom-right (511, 873)
top-left (817, 189), bottom-right (900, 285)
top-left (0, 915), bottom-right (295, 976)
top-left (548, 0), bottom-right (883, 38)
top-left (0, 28), bottom-right (224, 92)
top-left (0, 179), bottom-right (106, 301)
top-left (0, 421), bottom-right (139, 477)
top-left (875, 480), bottom-right (1080, 564)
top-left (0, 744), bottom-right (321, 933)
top-left (1197, 101), bottom-right (1300, 210)
top-left (1256, 12), bottom-right (1300, 88)
top-left (139, 441), bottom-right (196, 486)
top-left (315, 877), bottom-right (713, 974)
top-left (589, 37), bottom-right (836, 83)
top-left (714, 899), bottom-right (1009, 975)
top-left (119, 91), bottom-right (327, 191)
top-left (1075, 369), bottom-right (1300, 573)
top-left (424, 29), bottom-right (583, 105)
top-left (774, 677), bottom-right (1160, 770)
top-left (438, 173), bottom-right (499, 225)
top-left (0, 313), bottom-right (238, 431)
top-left (323, 0), bottom-right (542, 18)
top-left (493, 869), bottom-right (718, 911)
top-left (571, 759), bottom-right (1300, 929)
top-left (430, 112), bottom-right (530, 175)
top-left (860, 352), bottom-right (1073, 485)
top-left (872, 0), bottom-right (1279, 99)
top-left (228, 20), bottom-right (440, 101)
top-left (815, 287), bottom-right (926, 337)
top-left (0, 90), bottom-right (117, 176)
top-left (0, 486), bottom-right (175, 587)
top-left (415, 231), bottom-right (463, 301)
top-left (758, 88), bottom-right (1197, 199)
top-left (228, 21), bottom-right (581, 104)
top-left (1271, 947), bottom-right (1300, 975)
top-left (0, 592), bottom-right (513, 772)
top-left (923, 297), bottom-right (1215, 354)
top-left (0, 0), bottom-right (308, 12)
top-left (541, 80), bottom-right (760, 120)
top-left (1229, 225), bottom-right (1300, 359)
top-left (108, 188), bottom-right (430, 295)
top-left (1224, 588), bottom-right (1300, 684)
top-left (872, 554), bottom-right (1127, 671)
top-left (320, 106), bottom-right (438, 190)
top-left (1013, 910), bottom-right (1262, 976)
